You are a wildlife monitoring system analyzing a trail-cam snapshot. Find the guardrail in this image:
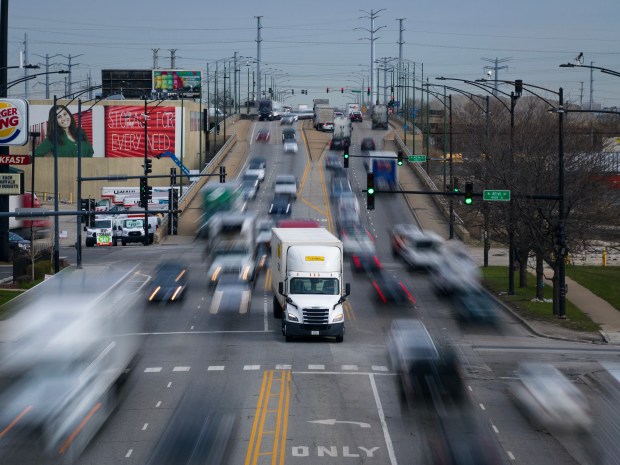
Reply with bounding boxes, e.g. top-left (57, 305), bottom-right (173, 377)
top-left (155, 114), bottom-right (240, 242)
